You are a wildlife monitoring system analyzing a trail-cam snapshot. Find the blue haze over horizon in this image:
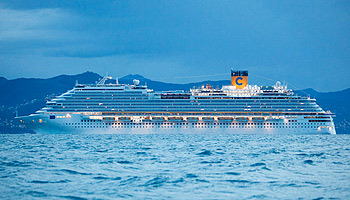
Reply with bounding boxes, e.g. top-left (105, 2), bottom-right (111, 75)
top-left (0, 0), bottom-right (349, 92)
